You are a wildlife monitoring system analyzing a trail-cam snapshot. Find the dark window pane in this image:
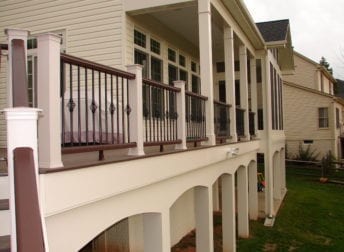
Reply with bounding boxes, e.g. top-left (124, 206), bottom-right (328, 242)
top-left (191, 61), bottom-right (197, 72)
top-left (151, 57), bottom-right (162, 82)
top-left (192, 75), bottom-right (200, 93)
top-left (179, 69), bottom-right (187, 82)
top-left (219, 80), bottom-right (226, 103)
top-left (134, 30), bottom-right (146, 48)
top-left (235, 80), bottom-right (240, 106)
top-left (179, 55), bottom-right (186, 67)
top-left (150, 39), bottom-right (160, 54)
top-left (216, 62), bottom-right (225, 73)
top-left (168, 48), bottom-right (176, 62)
top-left (134, 49), bottom-right (148, 78)
top-left (168, 64), bottom-right (178, 85)
top-left (234, 60), bottom-right (240, 71)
